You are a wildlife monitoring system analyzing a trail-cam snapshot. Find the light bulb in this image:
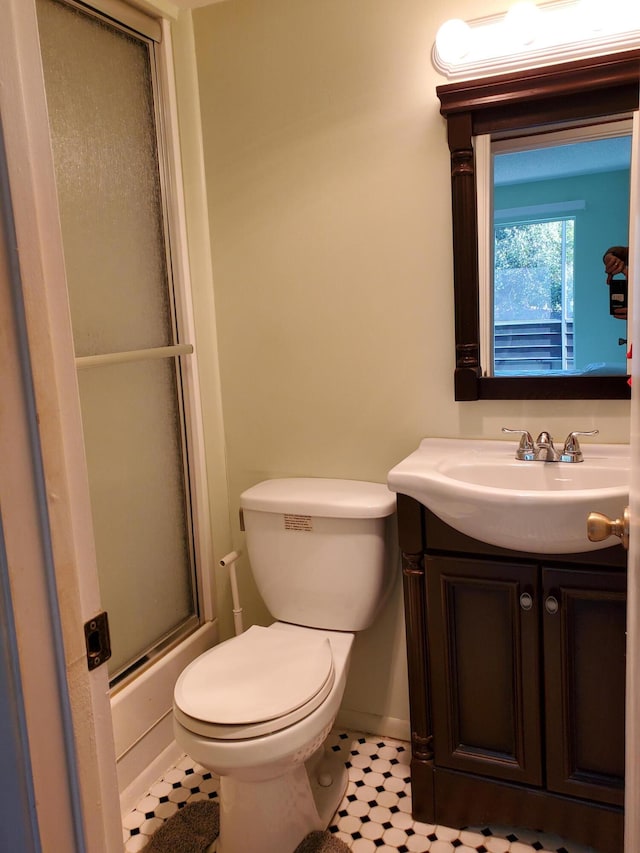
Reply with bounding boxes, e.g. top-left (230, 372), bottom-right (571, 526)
top-left (503, 1), bottom-right (542, 46)
top-left (435, 18), bottom-right (473, 64)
